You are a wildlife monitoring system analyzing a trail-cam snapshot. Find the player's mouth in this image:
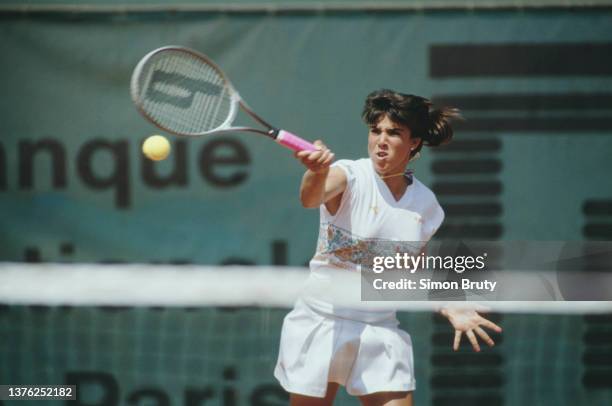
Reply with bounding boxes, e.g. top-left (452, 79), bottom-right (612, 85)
top-left (376, 151), bottom-right (388, 159)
